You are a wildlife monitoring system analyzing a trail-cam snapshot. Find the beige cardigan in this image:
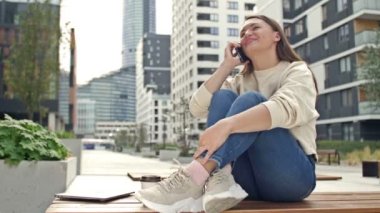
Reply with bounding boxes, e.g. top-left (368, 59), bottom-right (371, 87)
top-left (189, 61), bottom-right (319, 155)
